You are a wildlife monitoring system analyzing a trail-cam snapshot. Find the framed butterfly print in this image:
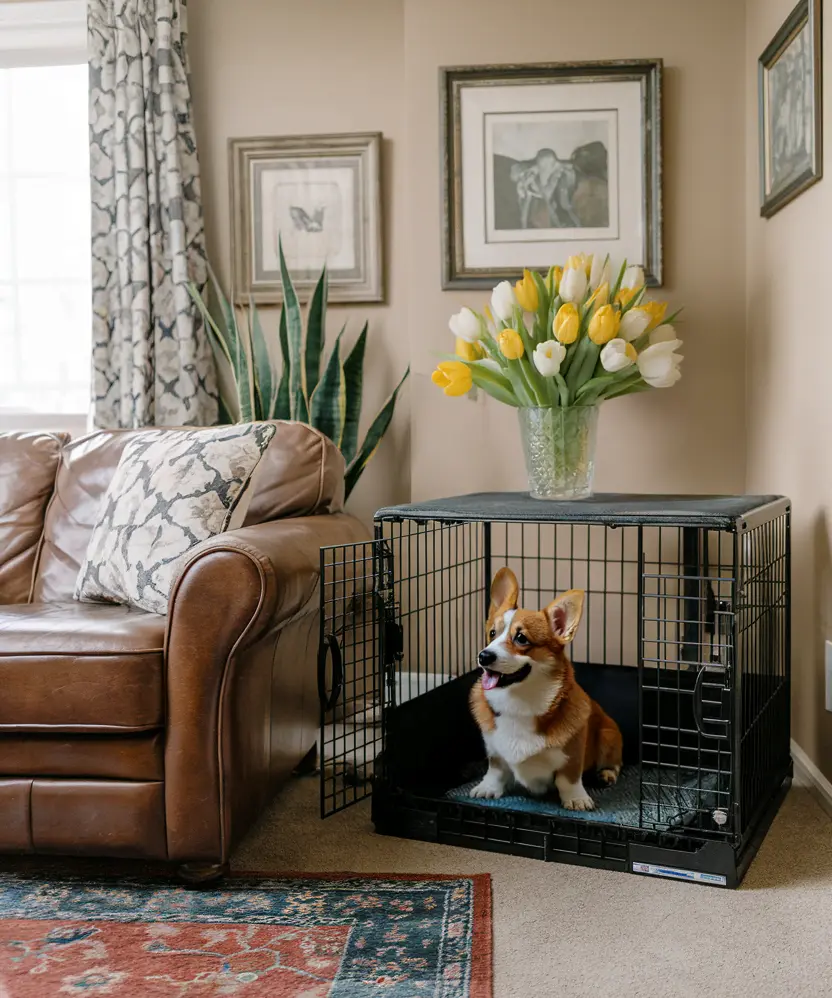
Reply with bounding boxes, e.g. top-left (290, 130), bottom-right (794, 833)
top-left (229, 132), bottom-right (383, 303)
